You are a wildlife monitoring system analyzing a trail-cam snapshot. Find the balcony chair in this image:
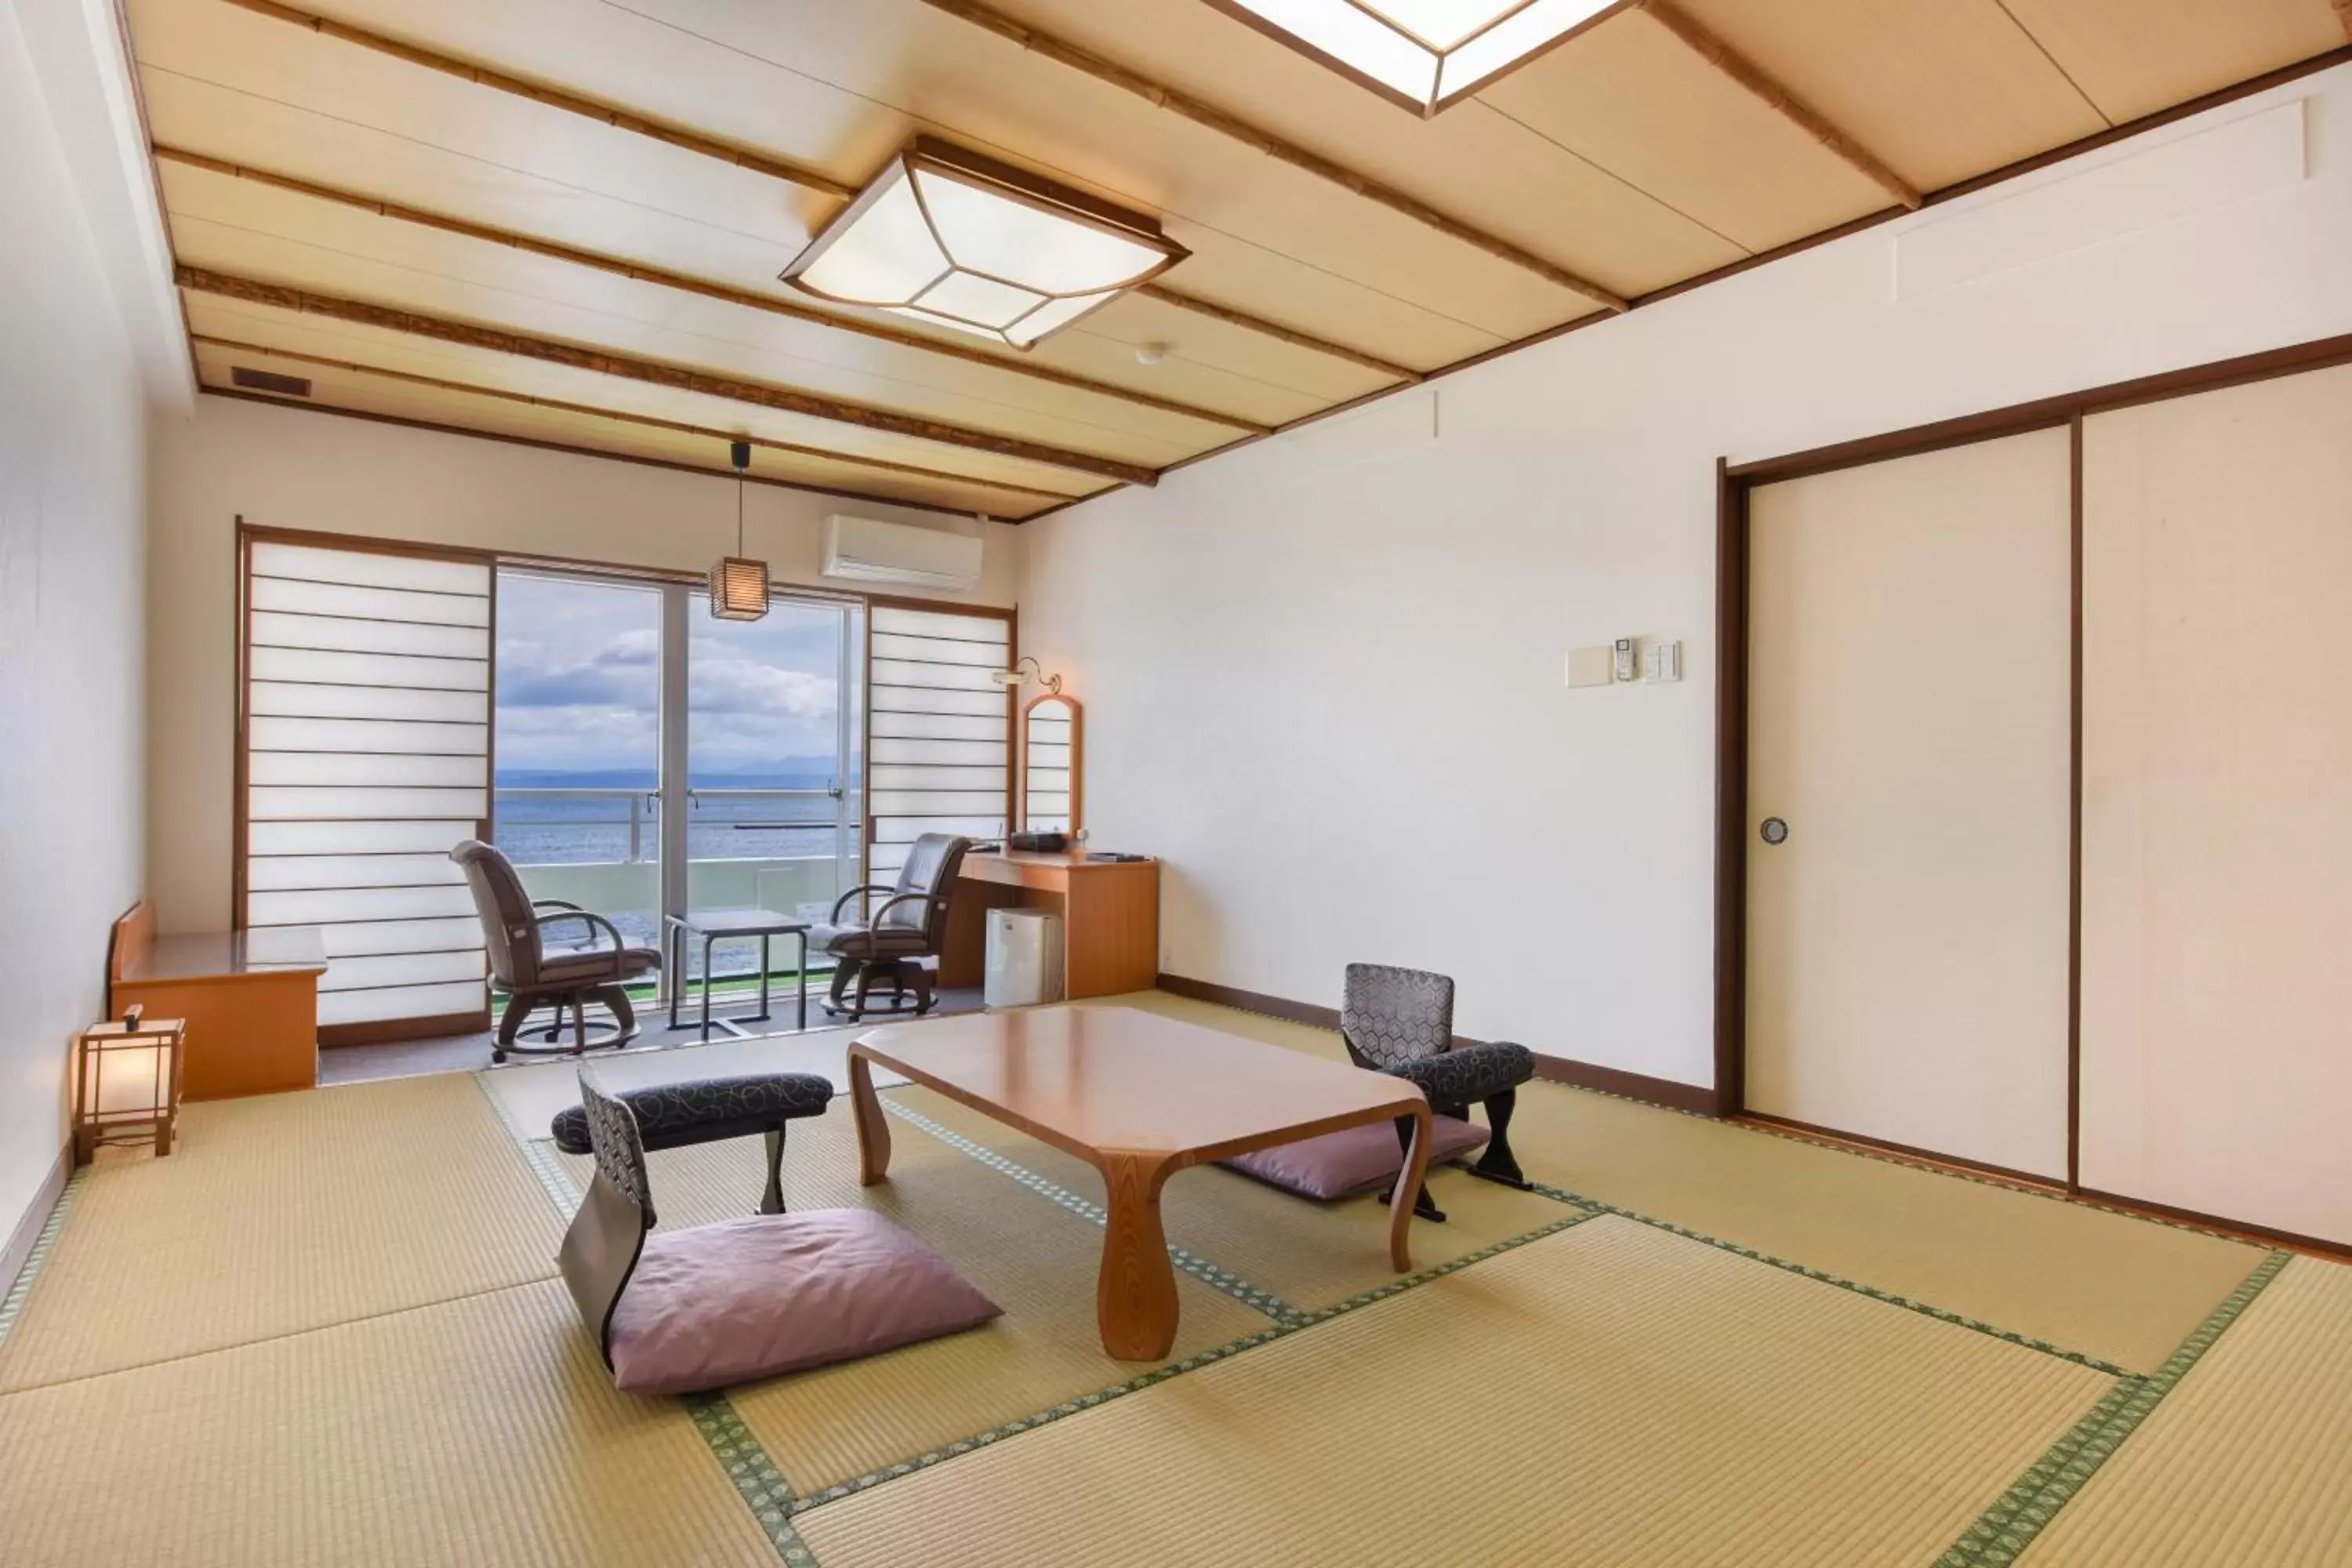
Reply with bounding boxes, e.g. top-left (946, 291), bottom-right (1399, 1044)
top-left (814, 833), bottom-right (971, 1022)
top-left (1341, 964), bottom-right (1537, 1223)
top-left (450, 839), bottom-right (661, 1062)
